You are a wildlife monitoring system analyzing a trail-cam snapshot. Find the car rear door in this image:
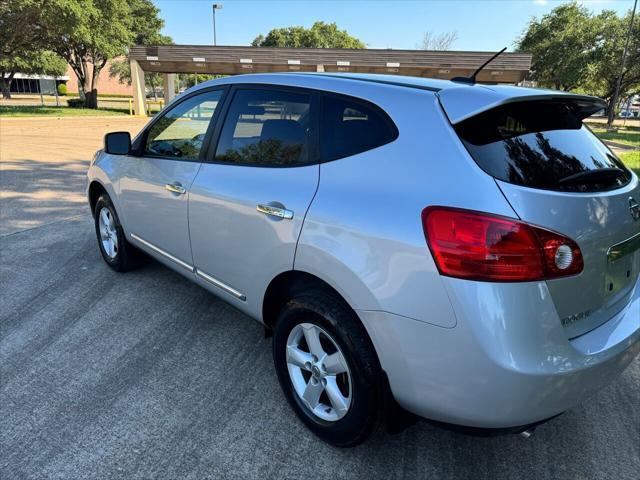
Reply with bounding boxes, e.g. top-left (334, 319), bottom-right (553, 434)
top-left (188, 86), bottom-right (319, 314)
top-left (118, 88), bottom-right (225, 271)
top-left (451, 97), bottom-right (640, 339)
